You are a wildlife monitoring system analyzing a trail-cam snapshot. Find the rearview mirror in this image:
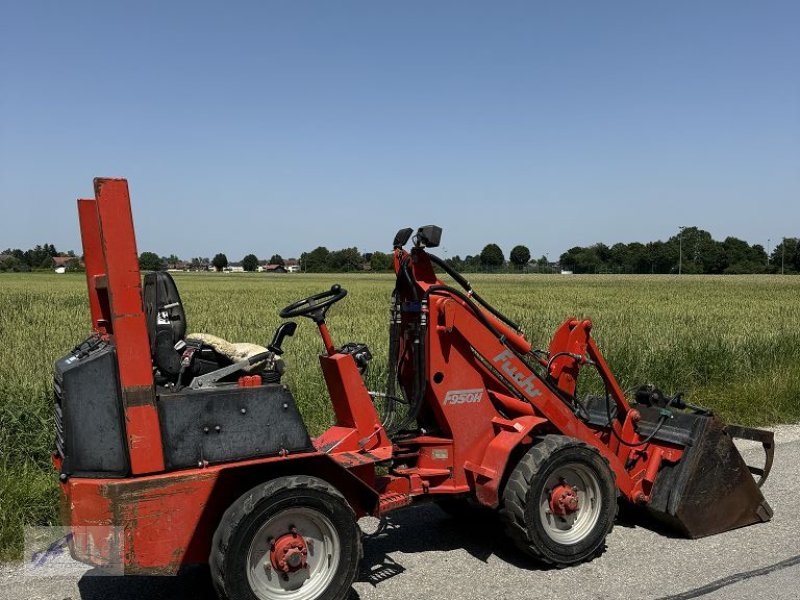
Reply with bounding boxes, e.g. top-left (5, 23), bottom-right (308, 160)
top-left (416, 225), bottom-right (442, 248)
top-left (393, 227), bottom-right (413, 248)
